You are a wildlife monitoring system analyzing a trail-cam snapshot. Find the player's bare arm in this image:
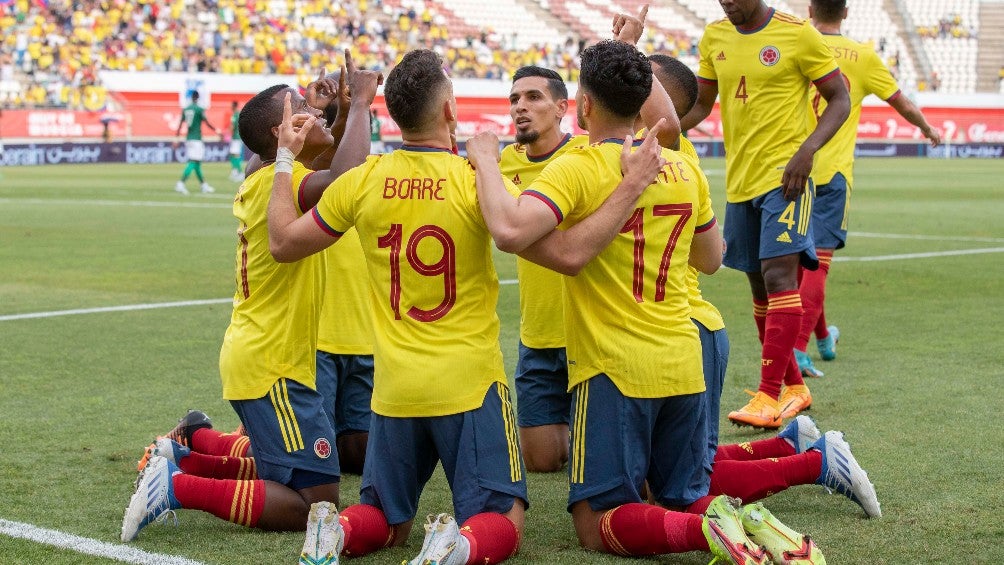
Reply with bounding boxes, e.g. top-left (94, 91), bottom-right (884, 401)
top-left (613, 5), bottom-right (681, 148)
top-left (299, 66), bottom-right (383, 209)
top-left (467, 131), bottom-right (559, 253)
top-left (782, 74), bottom-right (849, 200)
top-left (680, 80), bottom-right (717, 131)
top-left (518, 121), bottom-right (670, 275)
top-left (268, 93), bottom-right (343, 263)
top-left (689, 222), bottom-right (723, 274)
top-left (307, 50), bottom-right (358, 170)
top-left (888, 94), bottom-right (941, 147)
